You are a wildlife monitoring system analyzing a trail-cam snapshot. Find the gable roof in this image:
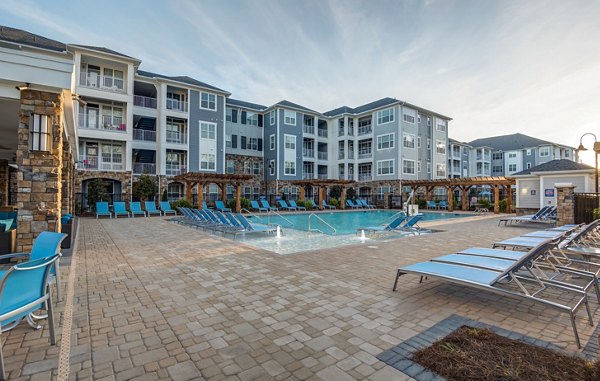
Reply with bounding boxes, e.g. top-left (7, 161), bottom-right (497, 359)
top-left (323, 97), bottom-right (399, 117)
top-left (512, 159), bottom-right (594, 176)
top-left (0, 25), bottom-right (66, 52)
top-left (468, 133), bottom-right (573, 151)
top-left (323, 106), bottom-right (353, 117)
top-left (136, 70), bottom-right (228, 94)
top-left (275, 100), bottom-right (318, 113)
top-left (226, 98), bottom-right (267, 111)
top-left (70, 44), bottom-right (135, 59)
